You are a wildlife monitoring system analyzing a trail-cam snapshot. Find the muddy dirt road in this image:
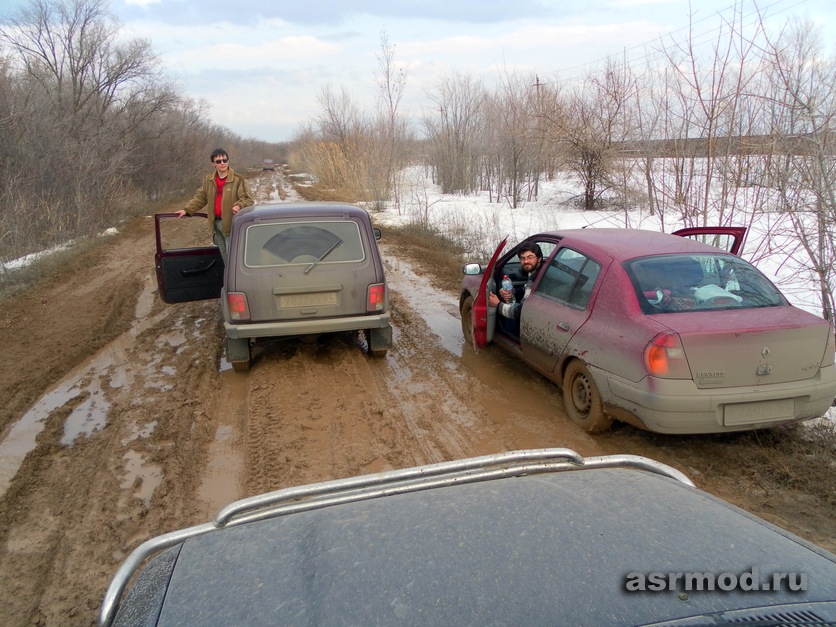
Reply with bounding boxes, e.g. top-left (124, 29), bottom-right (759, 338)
top-left (0, 171), bottom-right (833, 626)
